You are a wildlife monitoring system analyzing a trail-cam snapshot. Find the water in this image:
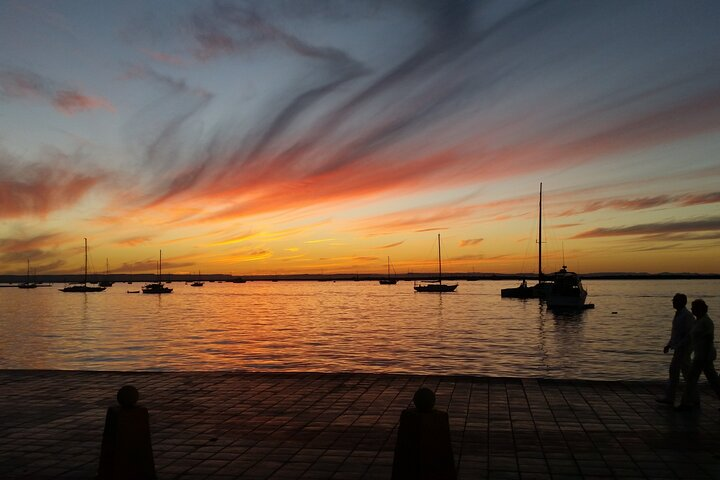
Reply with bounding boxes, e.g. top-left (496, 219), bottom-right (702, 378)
top-left (1, 280), bottom-right (718, 381)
